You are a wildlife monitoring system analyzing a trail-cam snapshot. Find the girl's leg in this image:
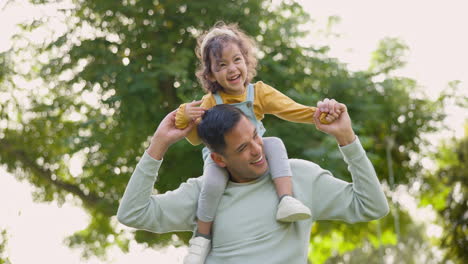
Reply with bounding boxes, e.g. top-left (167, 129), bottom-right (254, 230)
top-left (263, 137), bottom-right (293, 197)
top-left (196, 154), bottom-right (229, 236)
top-left (196, 221), bottom-right (212, 238)
top-left (272, 176), bottom-right (293, 197)
top-left (185, 155), bottom-right (228, 264)
top-left (263, 137), bottom-right (311, 222)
